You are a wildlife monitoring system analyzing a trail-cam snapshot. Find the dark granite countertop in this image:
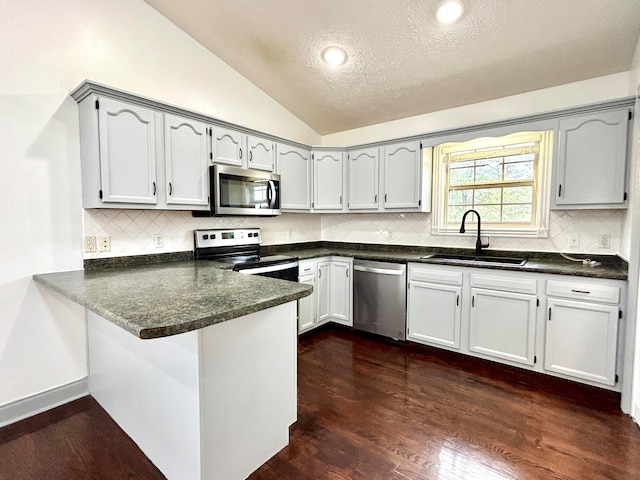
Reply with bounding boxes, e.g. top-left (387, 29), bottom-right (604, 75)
top-left (262, 242), bottom-right (628, 280)
top-left (34, 261), bottom-right (312, 339)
